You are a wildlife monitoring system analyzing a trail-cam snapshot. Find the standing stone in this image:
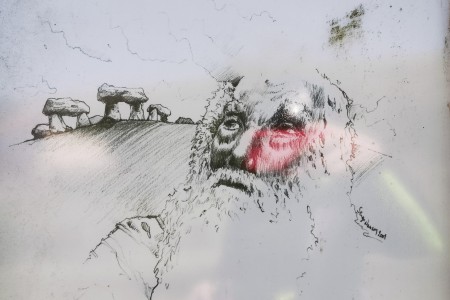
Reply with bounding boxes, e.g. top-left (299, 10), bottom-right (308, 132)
top-left (130, 103), bottom-right (145, 120)
top-left (97, 83), bottom-right (149, 121)
top-left (147, 104), bottom-right (171, 122)
top-left (77, 113), bottom-right (91, 127)
top-left (104, 102), bottom-right (121, 121)
top-left (49, 114), bottom-right (68, 133)
top-left (148, 109), bottom-right (159, 121)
